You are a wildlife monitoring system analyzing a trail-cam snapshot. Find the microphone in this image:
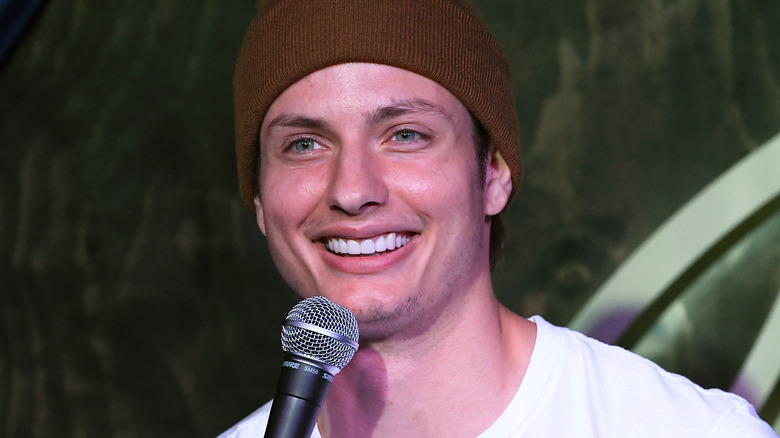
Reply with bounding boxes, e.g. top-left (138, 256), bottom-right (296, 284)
top-left (265, 296), bottom-right (359, 438)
